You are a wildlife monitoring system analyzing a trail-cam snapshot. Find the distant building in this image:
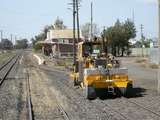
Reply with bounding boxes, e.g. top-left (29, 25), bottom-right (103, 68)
top-left (38, 29), bottom-right (84, 58)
